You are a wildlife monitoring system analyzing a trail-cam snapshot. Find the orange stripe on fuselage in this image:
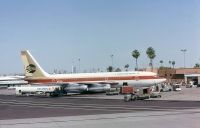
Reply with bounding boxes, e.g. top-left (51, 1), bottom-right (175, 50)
top-left (25, 76), bottom-right (161, 84)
